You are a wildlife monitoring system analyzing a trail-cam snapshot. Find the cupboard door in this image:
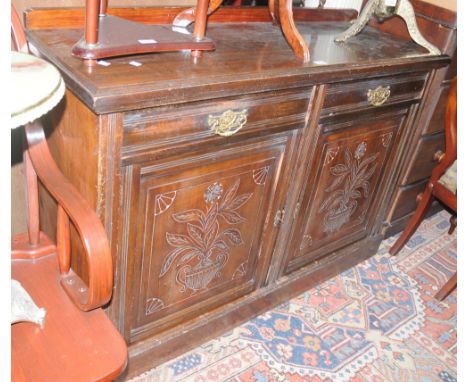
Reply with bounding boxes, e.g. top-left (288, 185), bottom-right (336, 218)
top-left (123, 136), bottom-right (295, 341)
top-left (284, 107), bottom-right (410, 274)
